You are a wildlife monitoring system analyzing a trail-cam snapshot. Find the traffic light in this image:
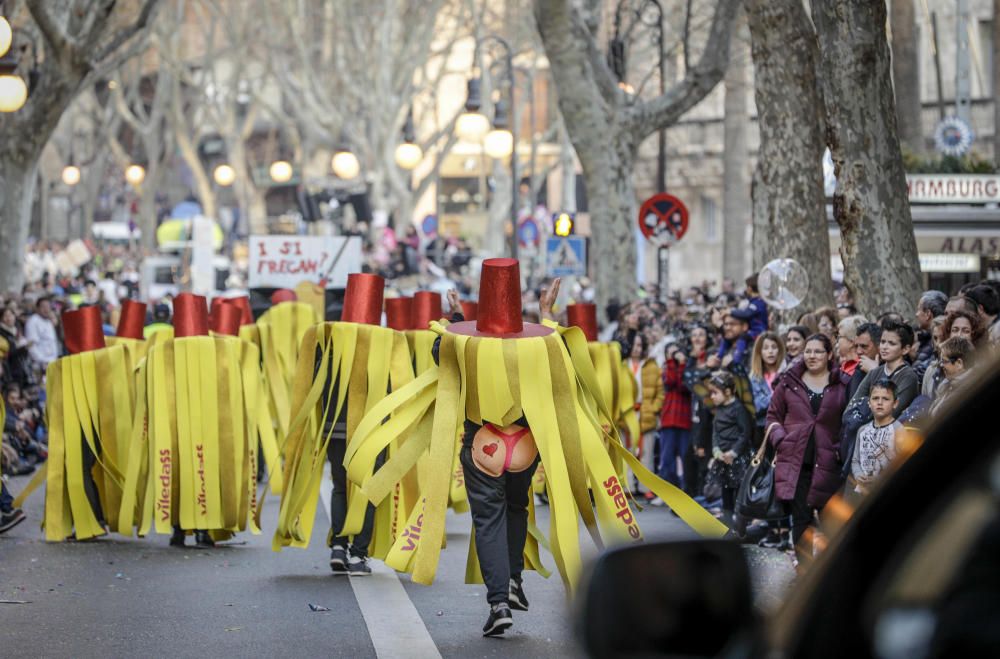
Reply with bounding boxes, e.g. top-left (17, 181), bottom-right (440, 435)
top-left (554, 212), bottom-right (574, 237)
